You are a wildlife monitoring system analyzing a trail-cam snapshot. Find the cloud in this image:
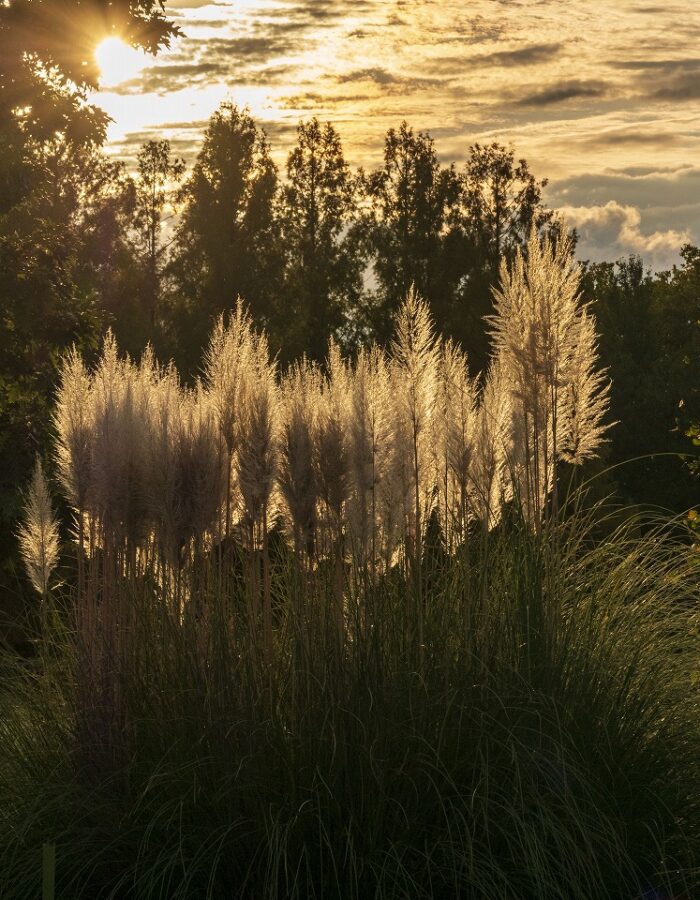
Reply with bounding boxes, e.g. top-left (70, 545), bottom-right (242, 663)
top-left (279, 91), bottom-right (369, 110)
top-left (198, 35), bottom-right (300, 61)
top-left (182, 18), bottom-right (231, 29)
top-left (612, 57), bottom-right (700, 70)
top-left (96, 0), bottom-right (700, 263)
top-left (610, 58), bottom-right (700, 100)
top-left (167, 0), bottom-right (218, 7)
top-left (584, 128), bottom-right (680, 147)
top-left (338, 68), bottom-right (397, 85)
top-left (464, 15), bottom-right (506, 44)
top-left (610, 164), bottom-right (691, 177)
top-left (651, 73), bottom-right (700, 101)
top-left (475, 42), bottom-right (563, 67)
top-left (117, 114), bottom-right (299, 160)
top-left (337, 68), bottom-right (441, 90)
top-left (548, 167), bottom-right (700, 210)
top-left (514, 79), bottom-right (608, 106)
top-left (112, 62), bottom-right (226, 95)
top-left (107, 29), bottom-right (308, 95)
top-left (558, 201), bottom-right (689, 268)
